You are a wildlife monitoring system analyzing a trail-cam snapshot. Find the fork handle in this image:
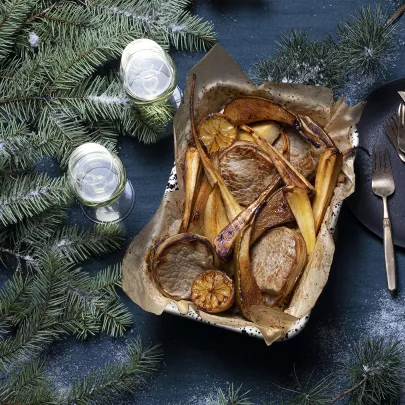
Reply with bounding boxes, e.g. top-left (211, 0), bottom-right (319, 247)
top-left (383, 198), bottom-right (397, 293)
